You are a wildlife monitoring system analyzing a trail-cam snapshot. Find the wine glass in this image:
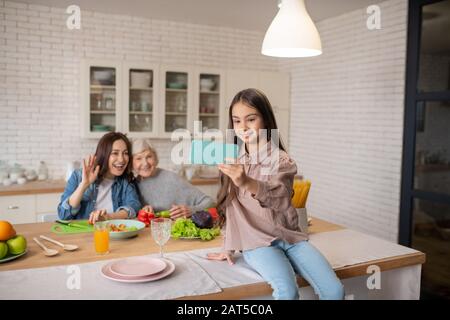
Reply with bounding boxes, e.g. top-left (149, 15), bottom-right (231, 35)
top-left (151, 218), bottom-right (172, 258)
